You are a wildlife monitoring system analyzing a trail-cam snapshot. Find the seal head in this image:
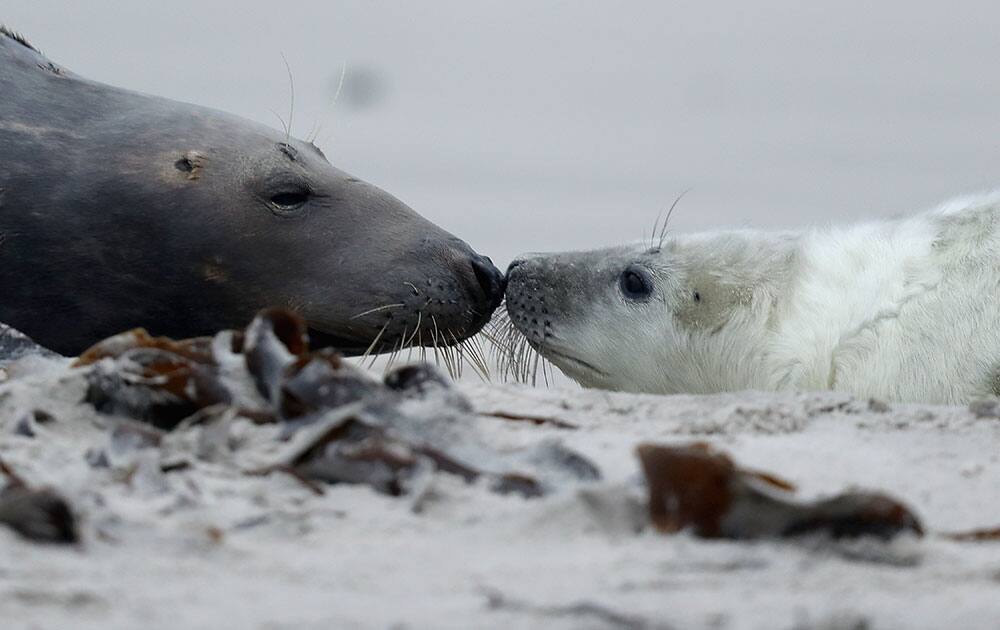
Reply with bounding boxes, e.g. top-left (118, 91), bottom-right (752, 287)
top-left (0, 28), bottom-right (504, 356)
top-left (505, 233), bottom-right (796, 393)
